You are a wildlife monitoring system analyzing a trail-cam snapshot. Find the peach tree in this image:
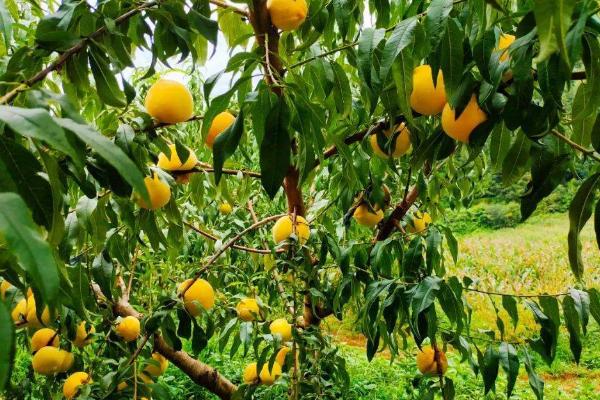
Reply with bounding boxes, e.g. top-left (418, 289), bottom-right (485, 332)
top-left (1, 0), bottom-right (600, 399)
